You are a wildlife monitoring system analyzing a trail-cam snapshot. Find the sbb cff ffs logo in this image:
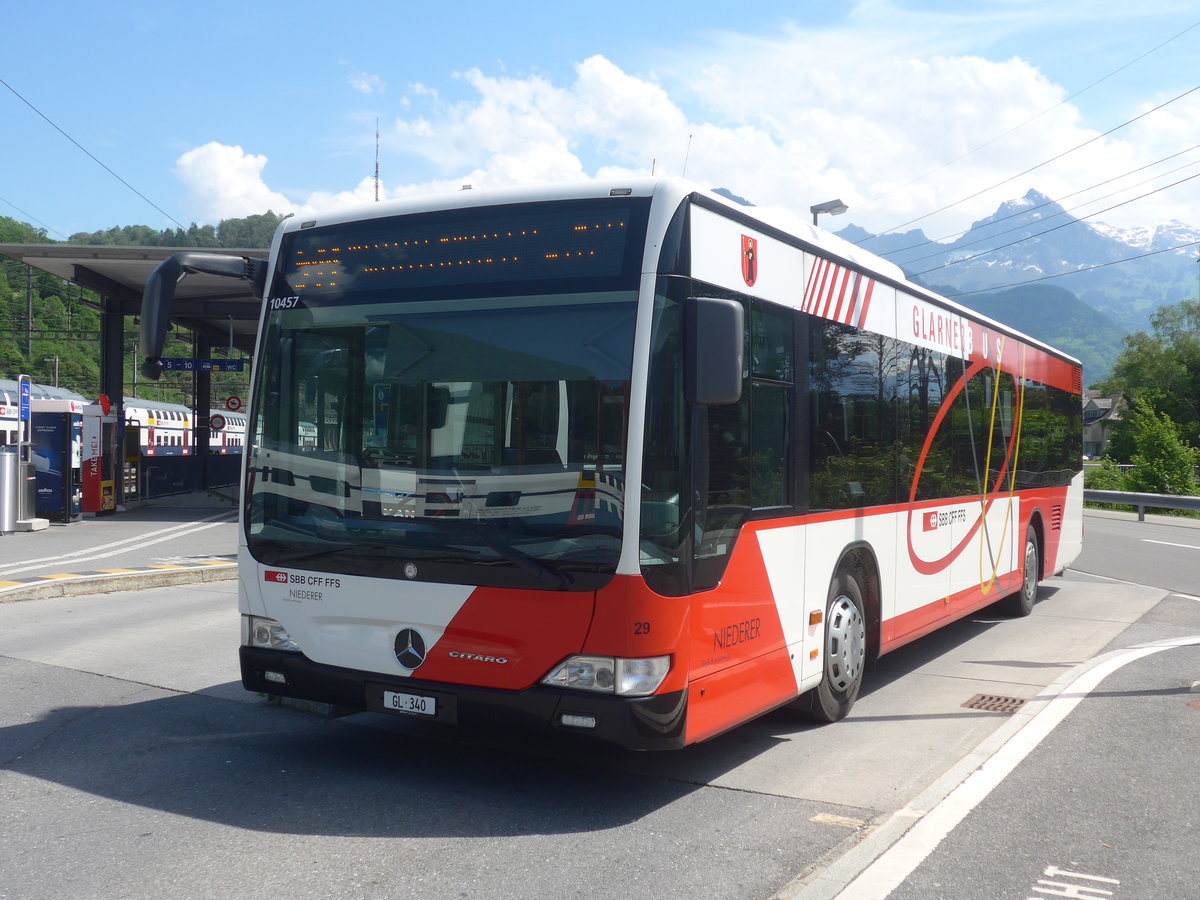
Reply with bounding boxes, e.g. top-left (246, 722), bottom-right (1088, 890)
top-left (265, 570), bottom-right (343, 588)
top-left (922, 508), bottom-right (968, 532)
